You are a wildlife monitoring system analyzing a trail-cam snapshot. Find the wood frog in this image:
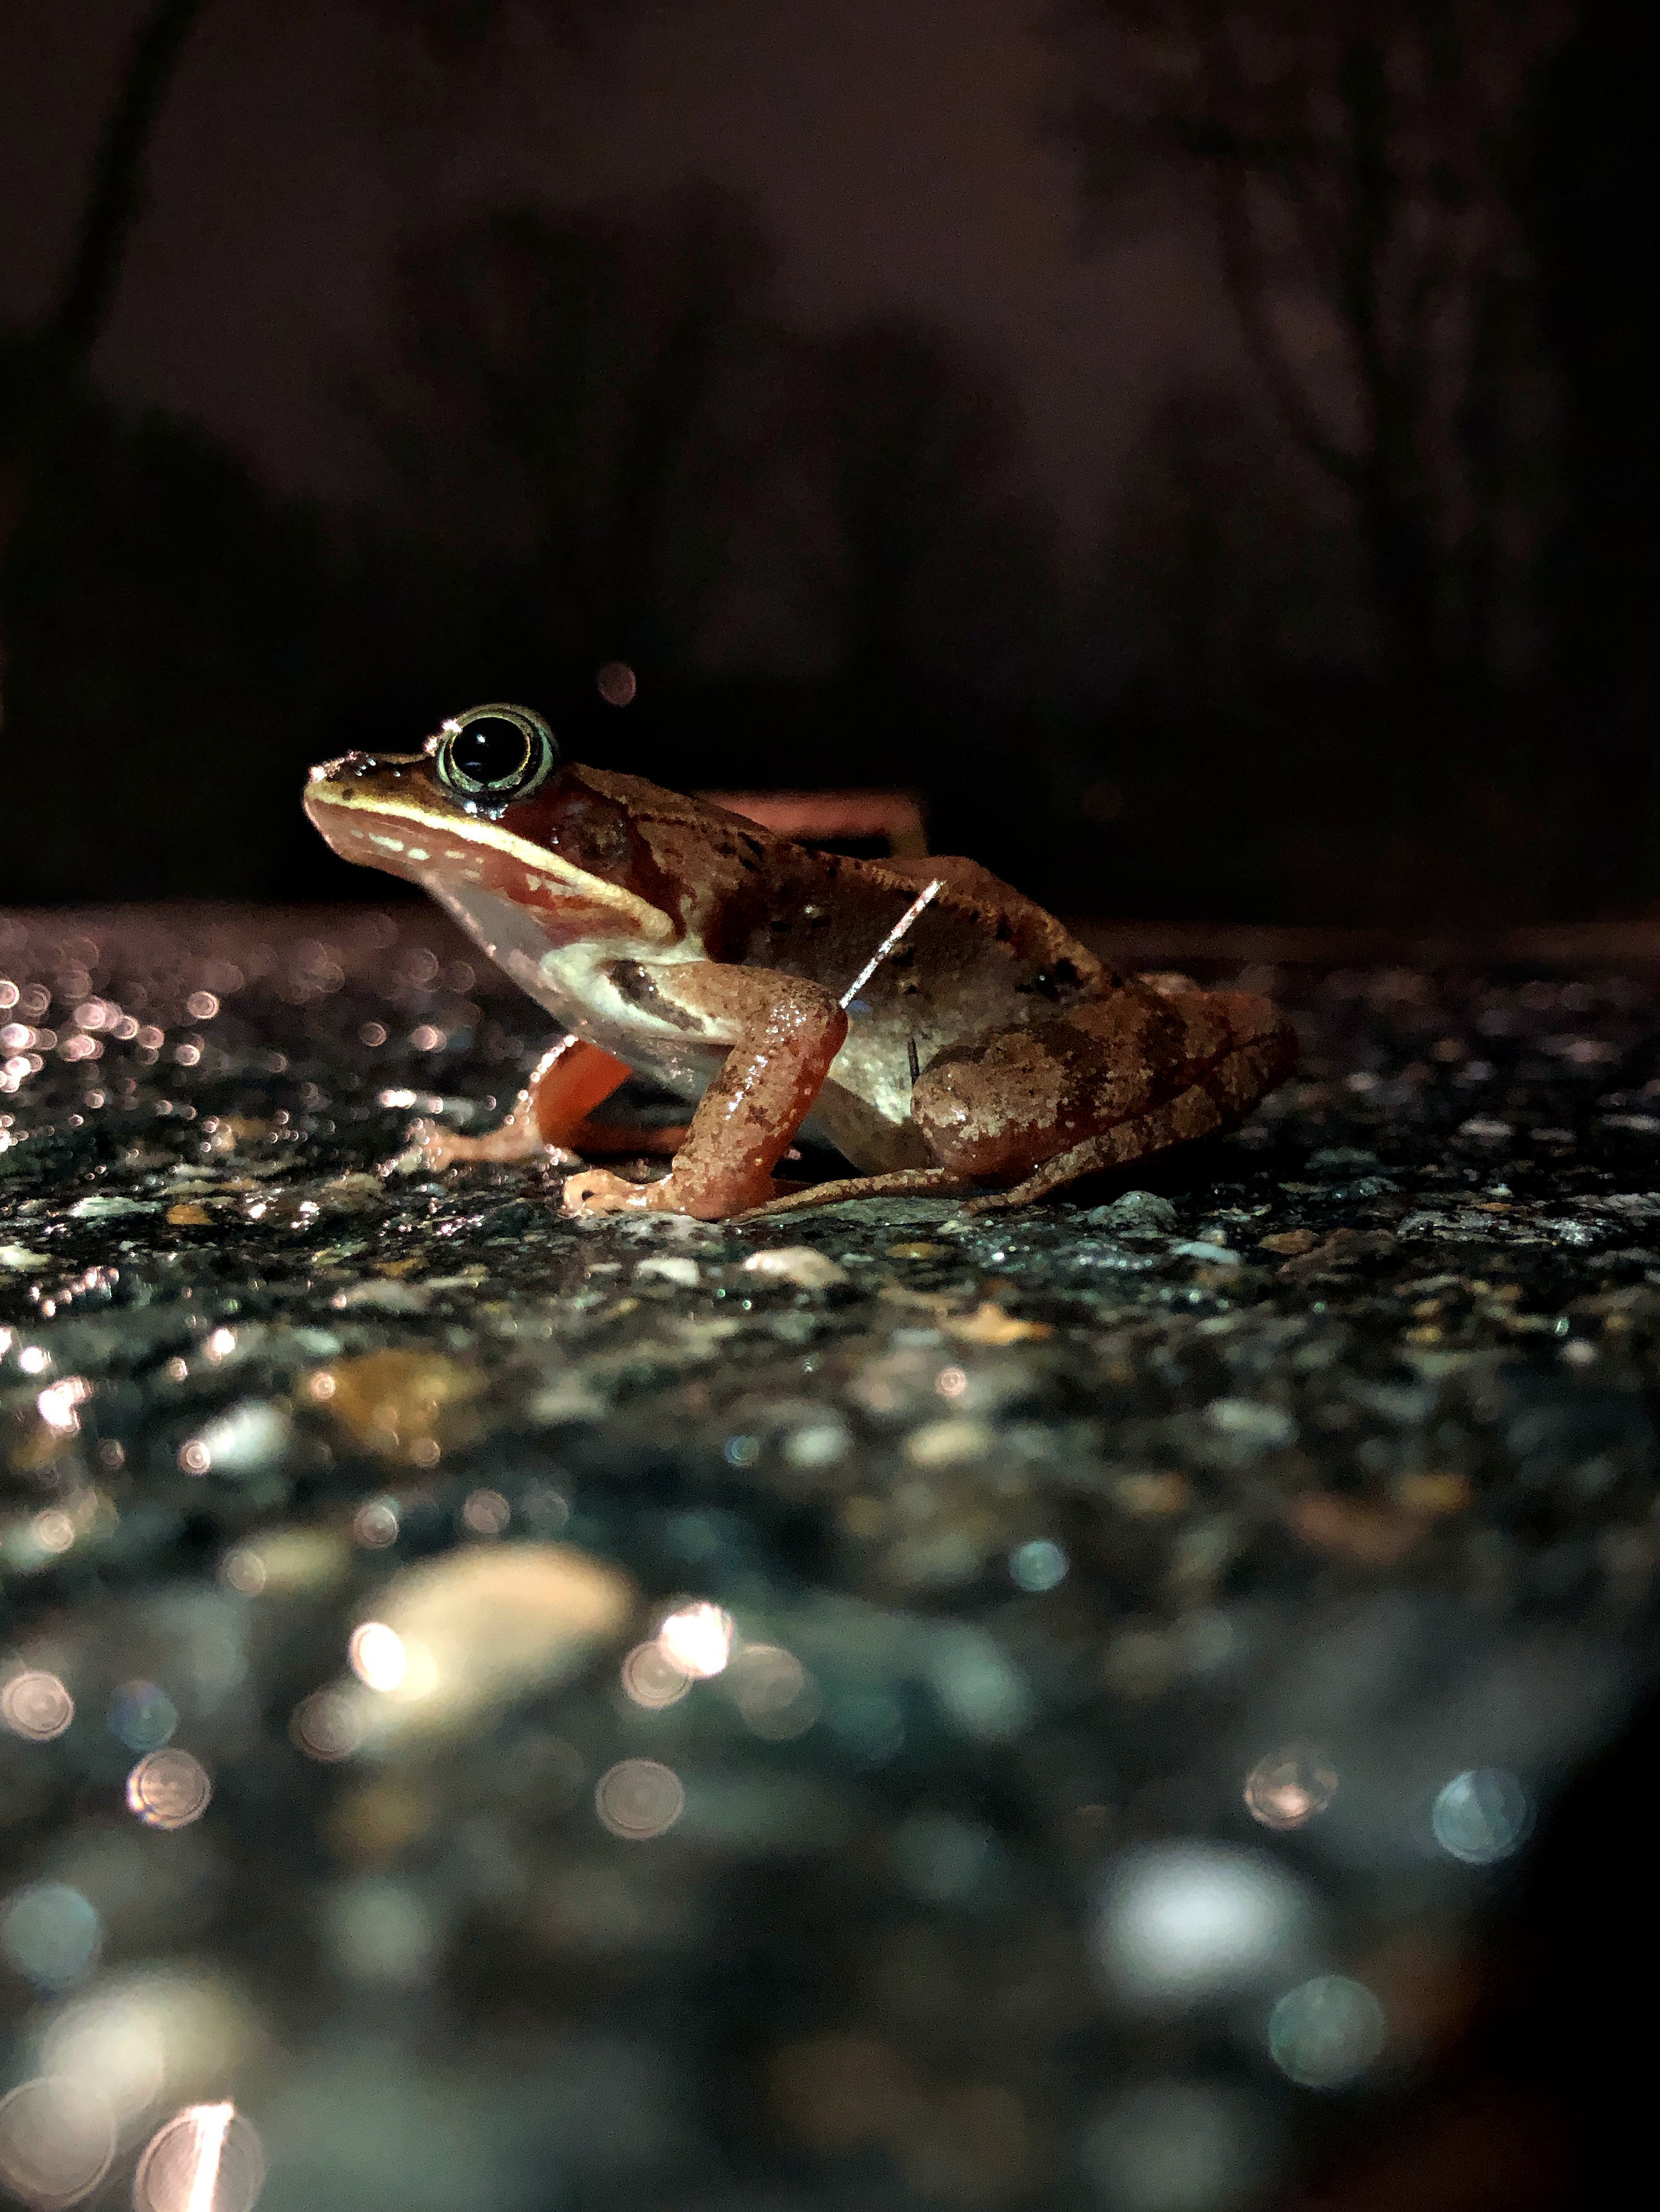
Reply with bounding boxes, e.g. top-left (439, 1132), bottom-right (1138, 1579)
top-left (305, 703), bottom-right (1297, 1220)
